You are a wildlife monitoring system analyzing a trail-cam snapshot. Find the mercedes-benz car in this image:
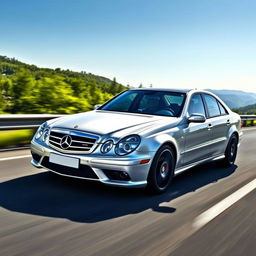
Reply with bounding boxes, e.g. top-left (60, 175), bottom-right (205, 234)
top-left (31, 88), bottom-right (242, 193)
